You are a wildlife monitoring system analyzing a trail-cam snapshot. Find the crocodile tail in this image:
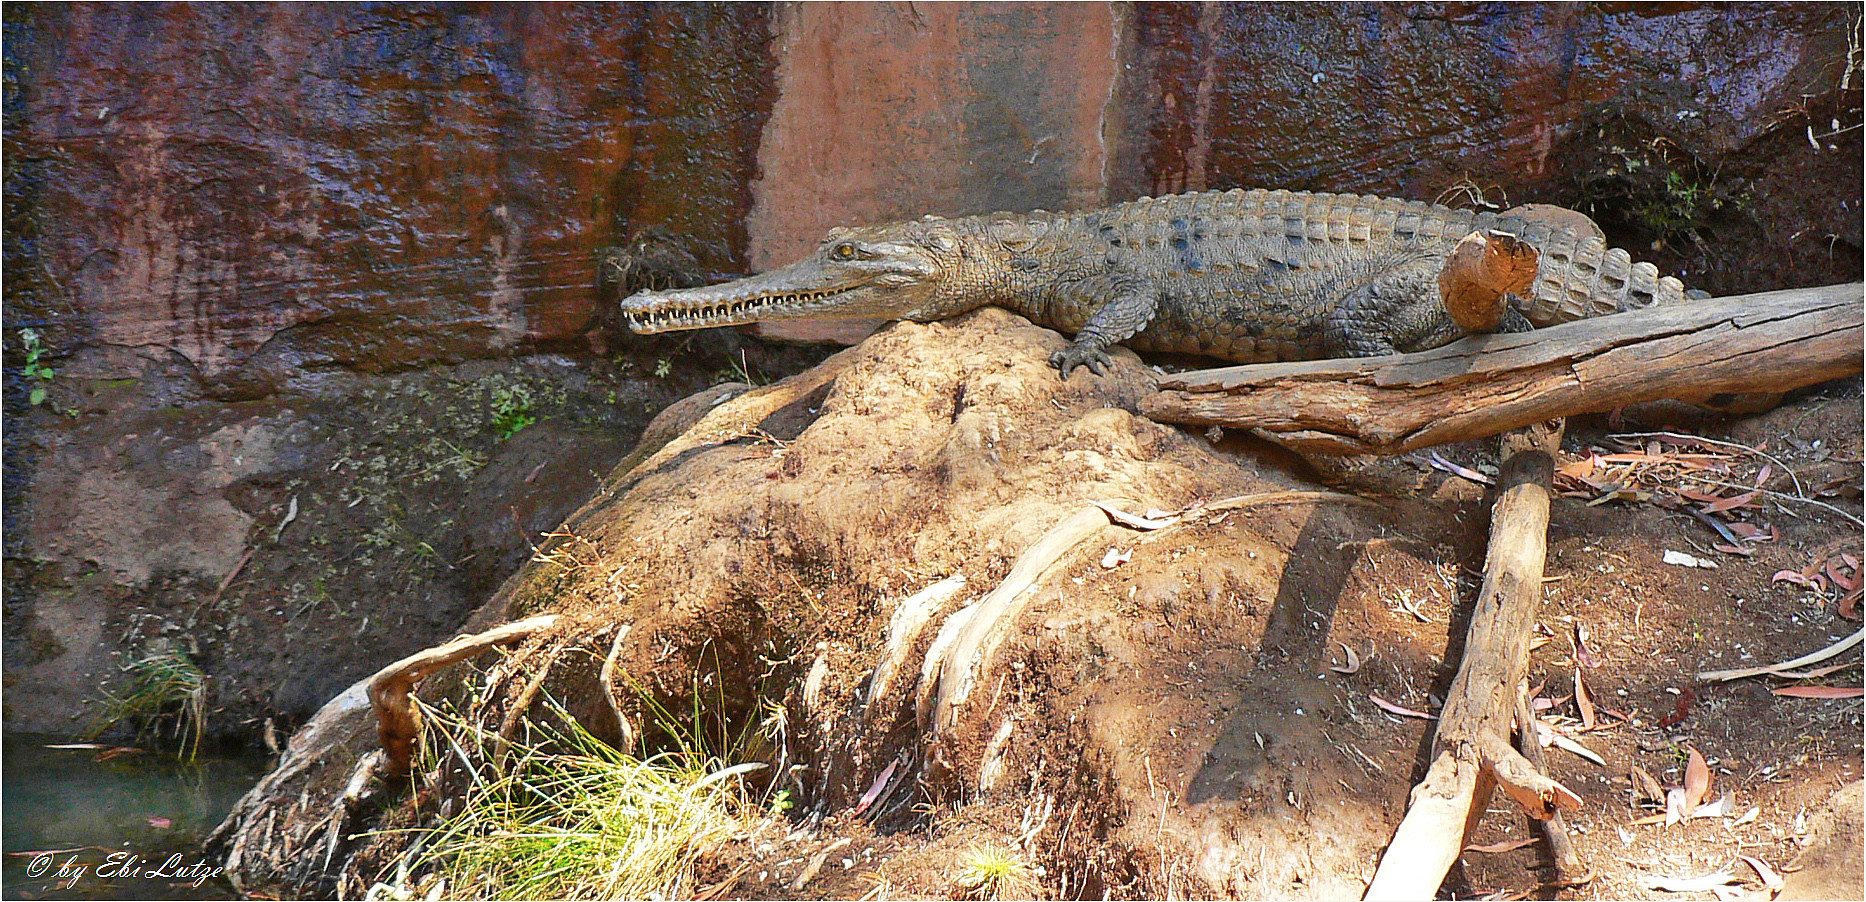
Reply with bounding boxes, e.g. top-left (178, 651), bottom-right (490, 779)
top-left (1507, 220), bottom-right (1688, 325)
